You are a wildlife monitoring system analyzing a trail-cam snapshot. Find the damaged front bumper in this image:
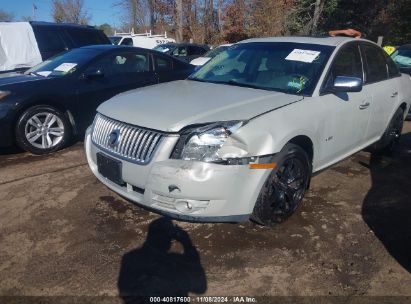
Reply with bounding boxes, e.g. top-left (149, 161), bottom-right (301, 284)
top-left (85, 128), bottom-right (272, 223)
